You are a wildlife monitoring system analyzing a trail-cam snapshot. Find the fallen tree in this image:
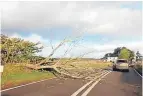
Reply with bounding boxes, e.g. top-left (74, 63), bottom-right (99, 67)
top-left (26, 37), bottom-right (81, 78)
top-left (1, 34), bottom-right (105, 80)
top-left (25, 37), bottom-right (101, 79)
